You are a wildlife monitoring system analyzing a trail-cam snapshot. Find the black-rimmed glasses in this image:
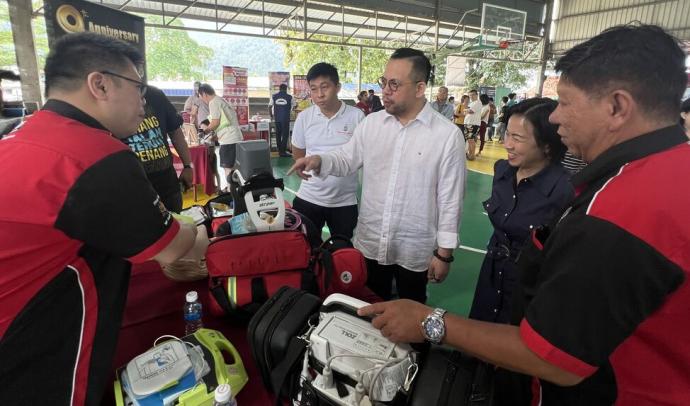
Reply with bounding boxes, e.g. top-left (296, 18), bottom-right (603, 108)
top-left (100, 70), bottom-right (147, 97)
top-left (377, 76), bottom-right (422, 92)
